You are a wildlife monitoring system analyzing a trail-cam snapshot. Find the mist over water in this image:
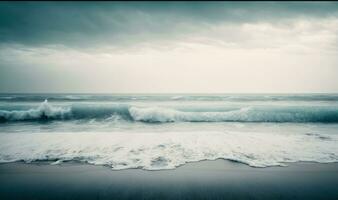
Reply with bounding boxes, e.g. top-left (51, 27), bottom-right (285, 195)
top-left (0, 94), bottom-right (338, 170)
